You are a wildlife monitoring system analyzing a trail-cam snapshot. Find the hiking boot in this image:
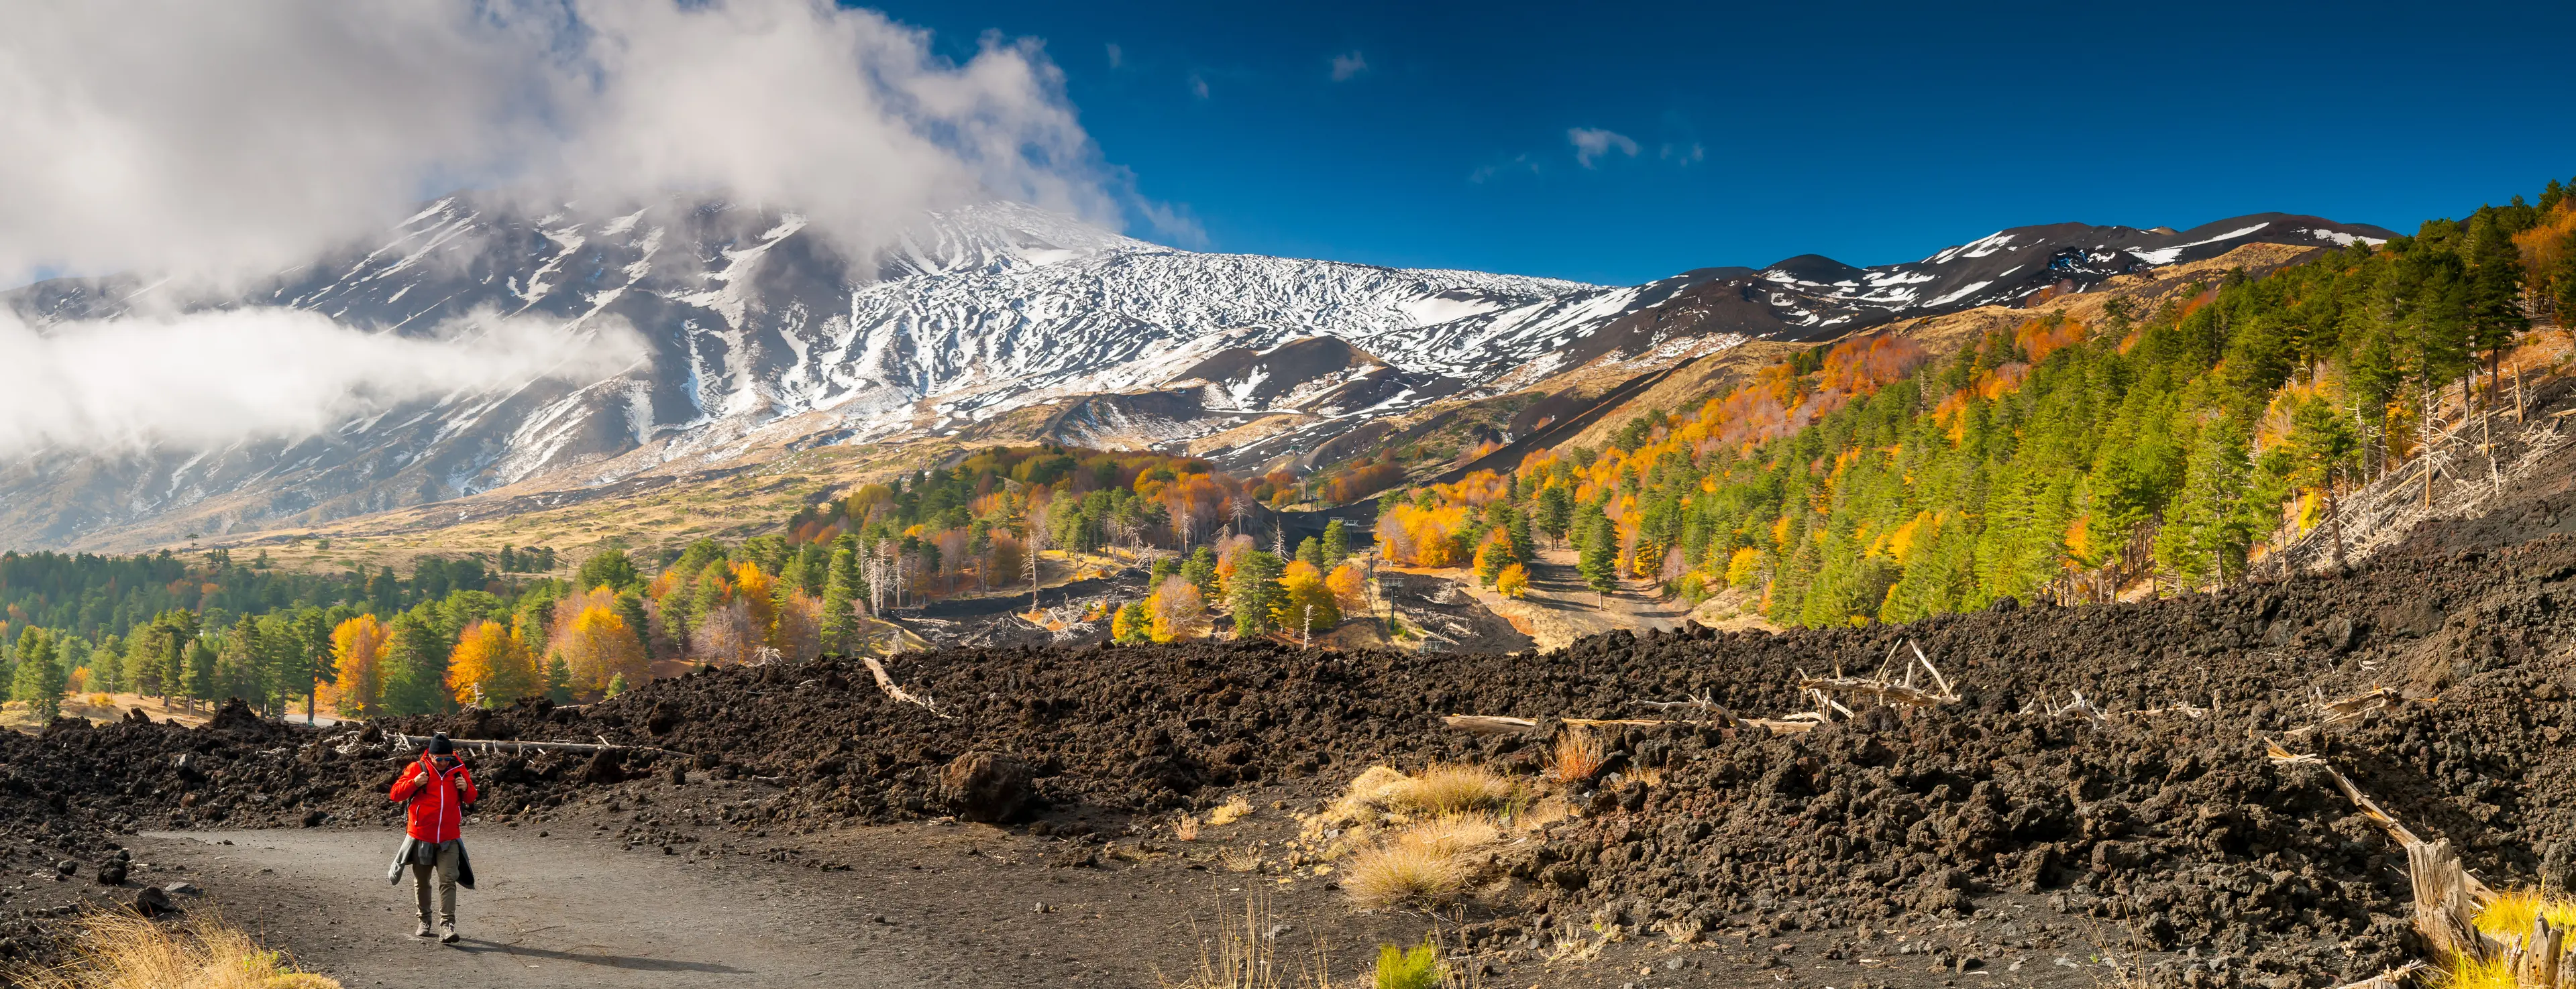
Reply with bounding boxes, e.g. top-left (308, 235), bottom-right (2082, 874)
top-left (413, 919), bottom-right (433, 938)
top-left (438, 921), bottom-right (458, 944)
